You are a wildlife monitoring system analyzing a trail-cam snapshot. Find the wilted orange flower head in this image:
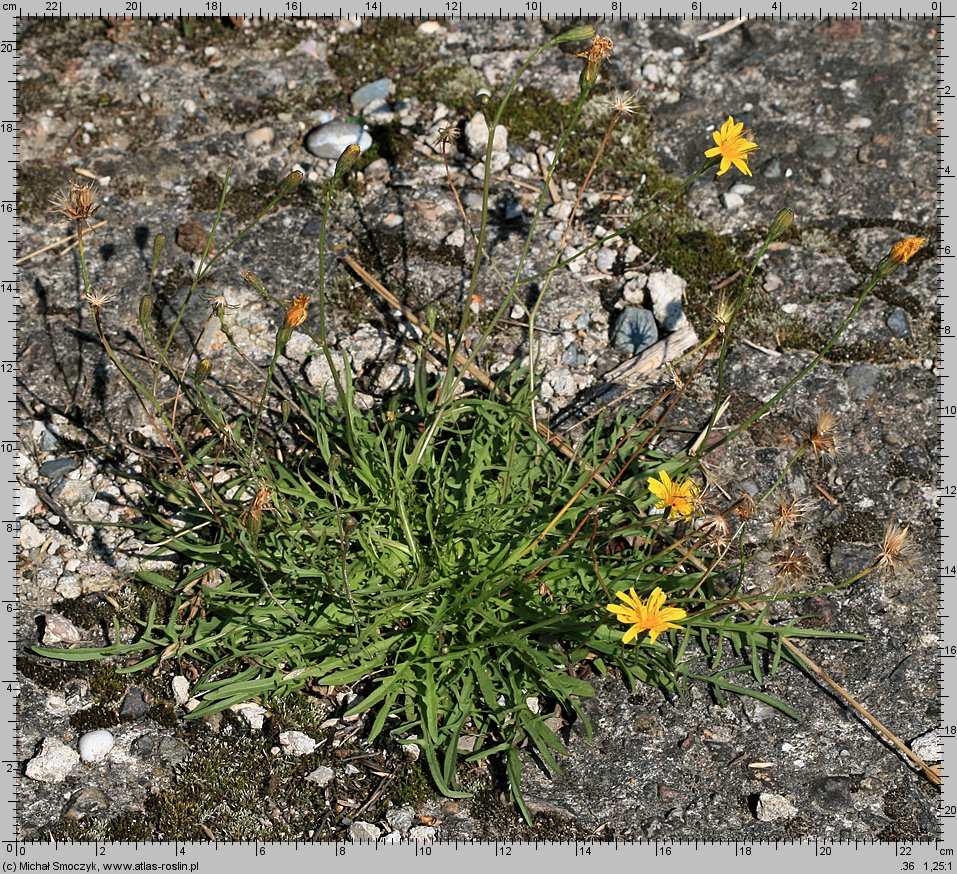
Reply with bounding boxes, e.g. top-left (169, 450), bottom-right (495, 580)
top-left (283, 294), bottom-right (310, 329)
top-left (889, 237), bottom-right (928, 265)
